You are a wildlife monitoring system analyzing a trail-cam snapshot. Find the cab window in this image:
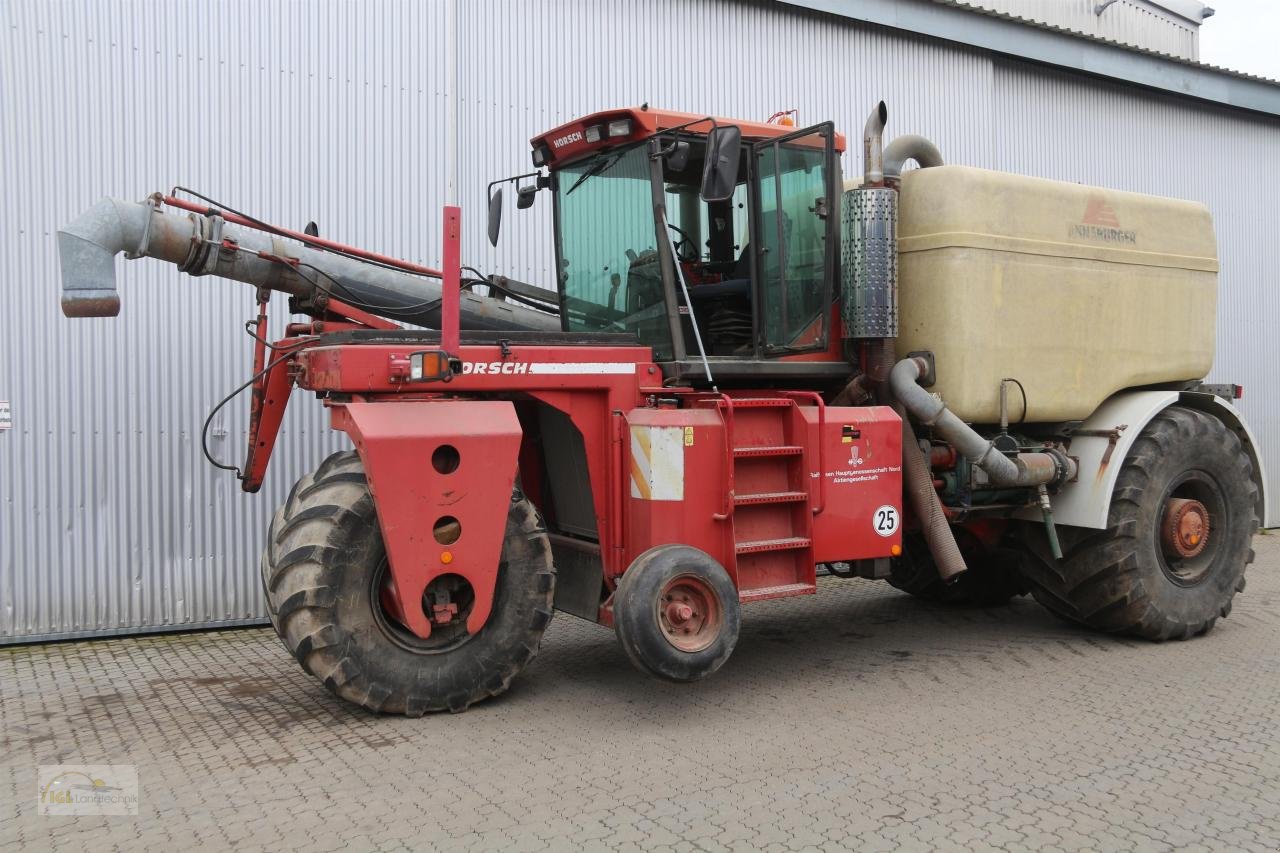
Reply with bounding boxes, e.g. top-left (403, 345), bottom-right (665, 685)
top-left (755, 126), bottom-right (833, 353)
